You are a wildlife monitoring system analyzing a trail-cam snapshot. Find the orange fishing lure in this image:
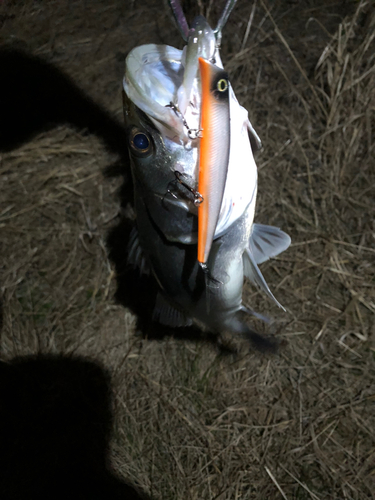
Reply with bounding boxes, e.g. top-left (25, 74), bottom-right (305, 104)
top-left (197, 57), bottom-right (231, 269)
